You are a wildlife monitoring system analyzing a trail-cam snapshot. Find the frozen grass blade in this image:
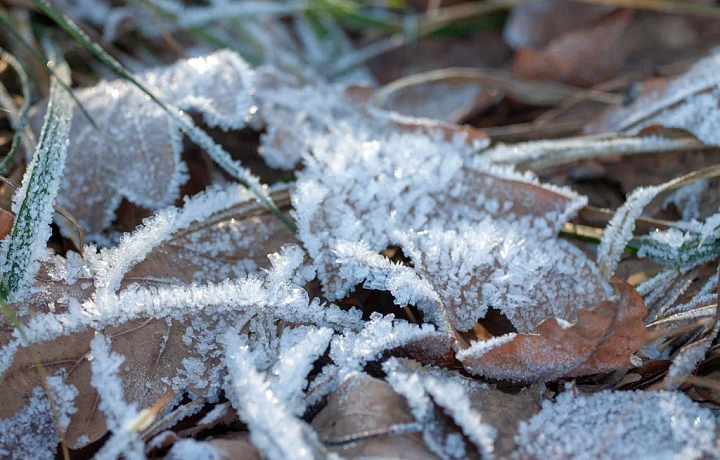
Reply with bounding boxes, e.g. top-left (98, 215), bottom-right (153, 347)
top-left (31, 0), bottom-right (295, 232)
top-left (598, 164), bottom-right (720, 277)
top-left (1, 40), bottom-right (72, 300)
top-left (0, 47), bottom-right (31, 174)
